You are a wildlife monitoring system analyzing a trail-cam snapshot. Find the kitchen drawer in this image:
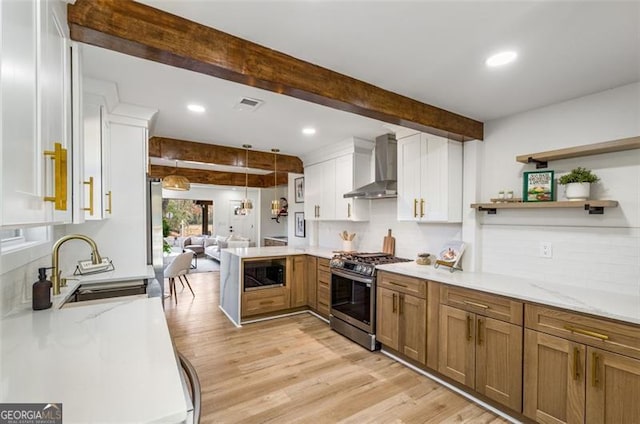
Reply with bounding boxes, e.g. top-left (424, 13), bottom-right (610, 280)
top-left (525, 304), bottom-right (640, 360)
top-left (242, 287), bottom-right (290, 317)
top-left (317, 286), bottom-right (330, 317)
top-left (317, 258), bottom-right (330, 272)
top-left (378, 271), bottom-right (426, 299)
top-left (440, 285), bottom-right (523, 325)
top-left (318, 269), bottom-right (331, 285)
